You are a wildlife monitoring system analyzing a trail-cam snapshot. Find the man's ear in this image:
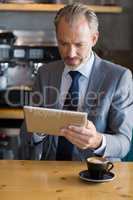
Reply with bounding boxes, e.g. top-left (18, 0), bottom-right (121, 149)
top-left (91, 31), bottom-right (99, 47)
